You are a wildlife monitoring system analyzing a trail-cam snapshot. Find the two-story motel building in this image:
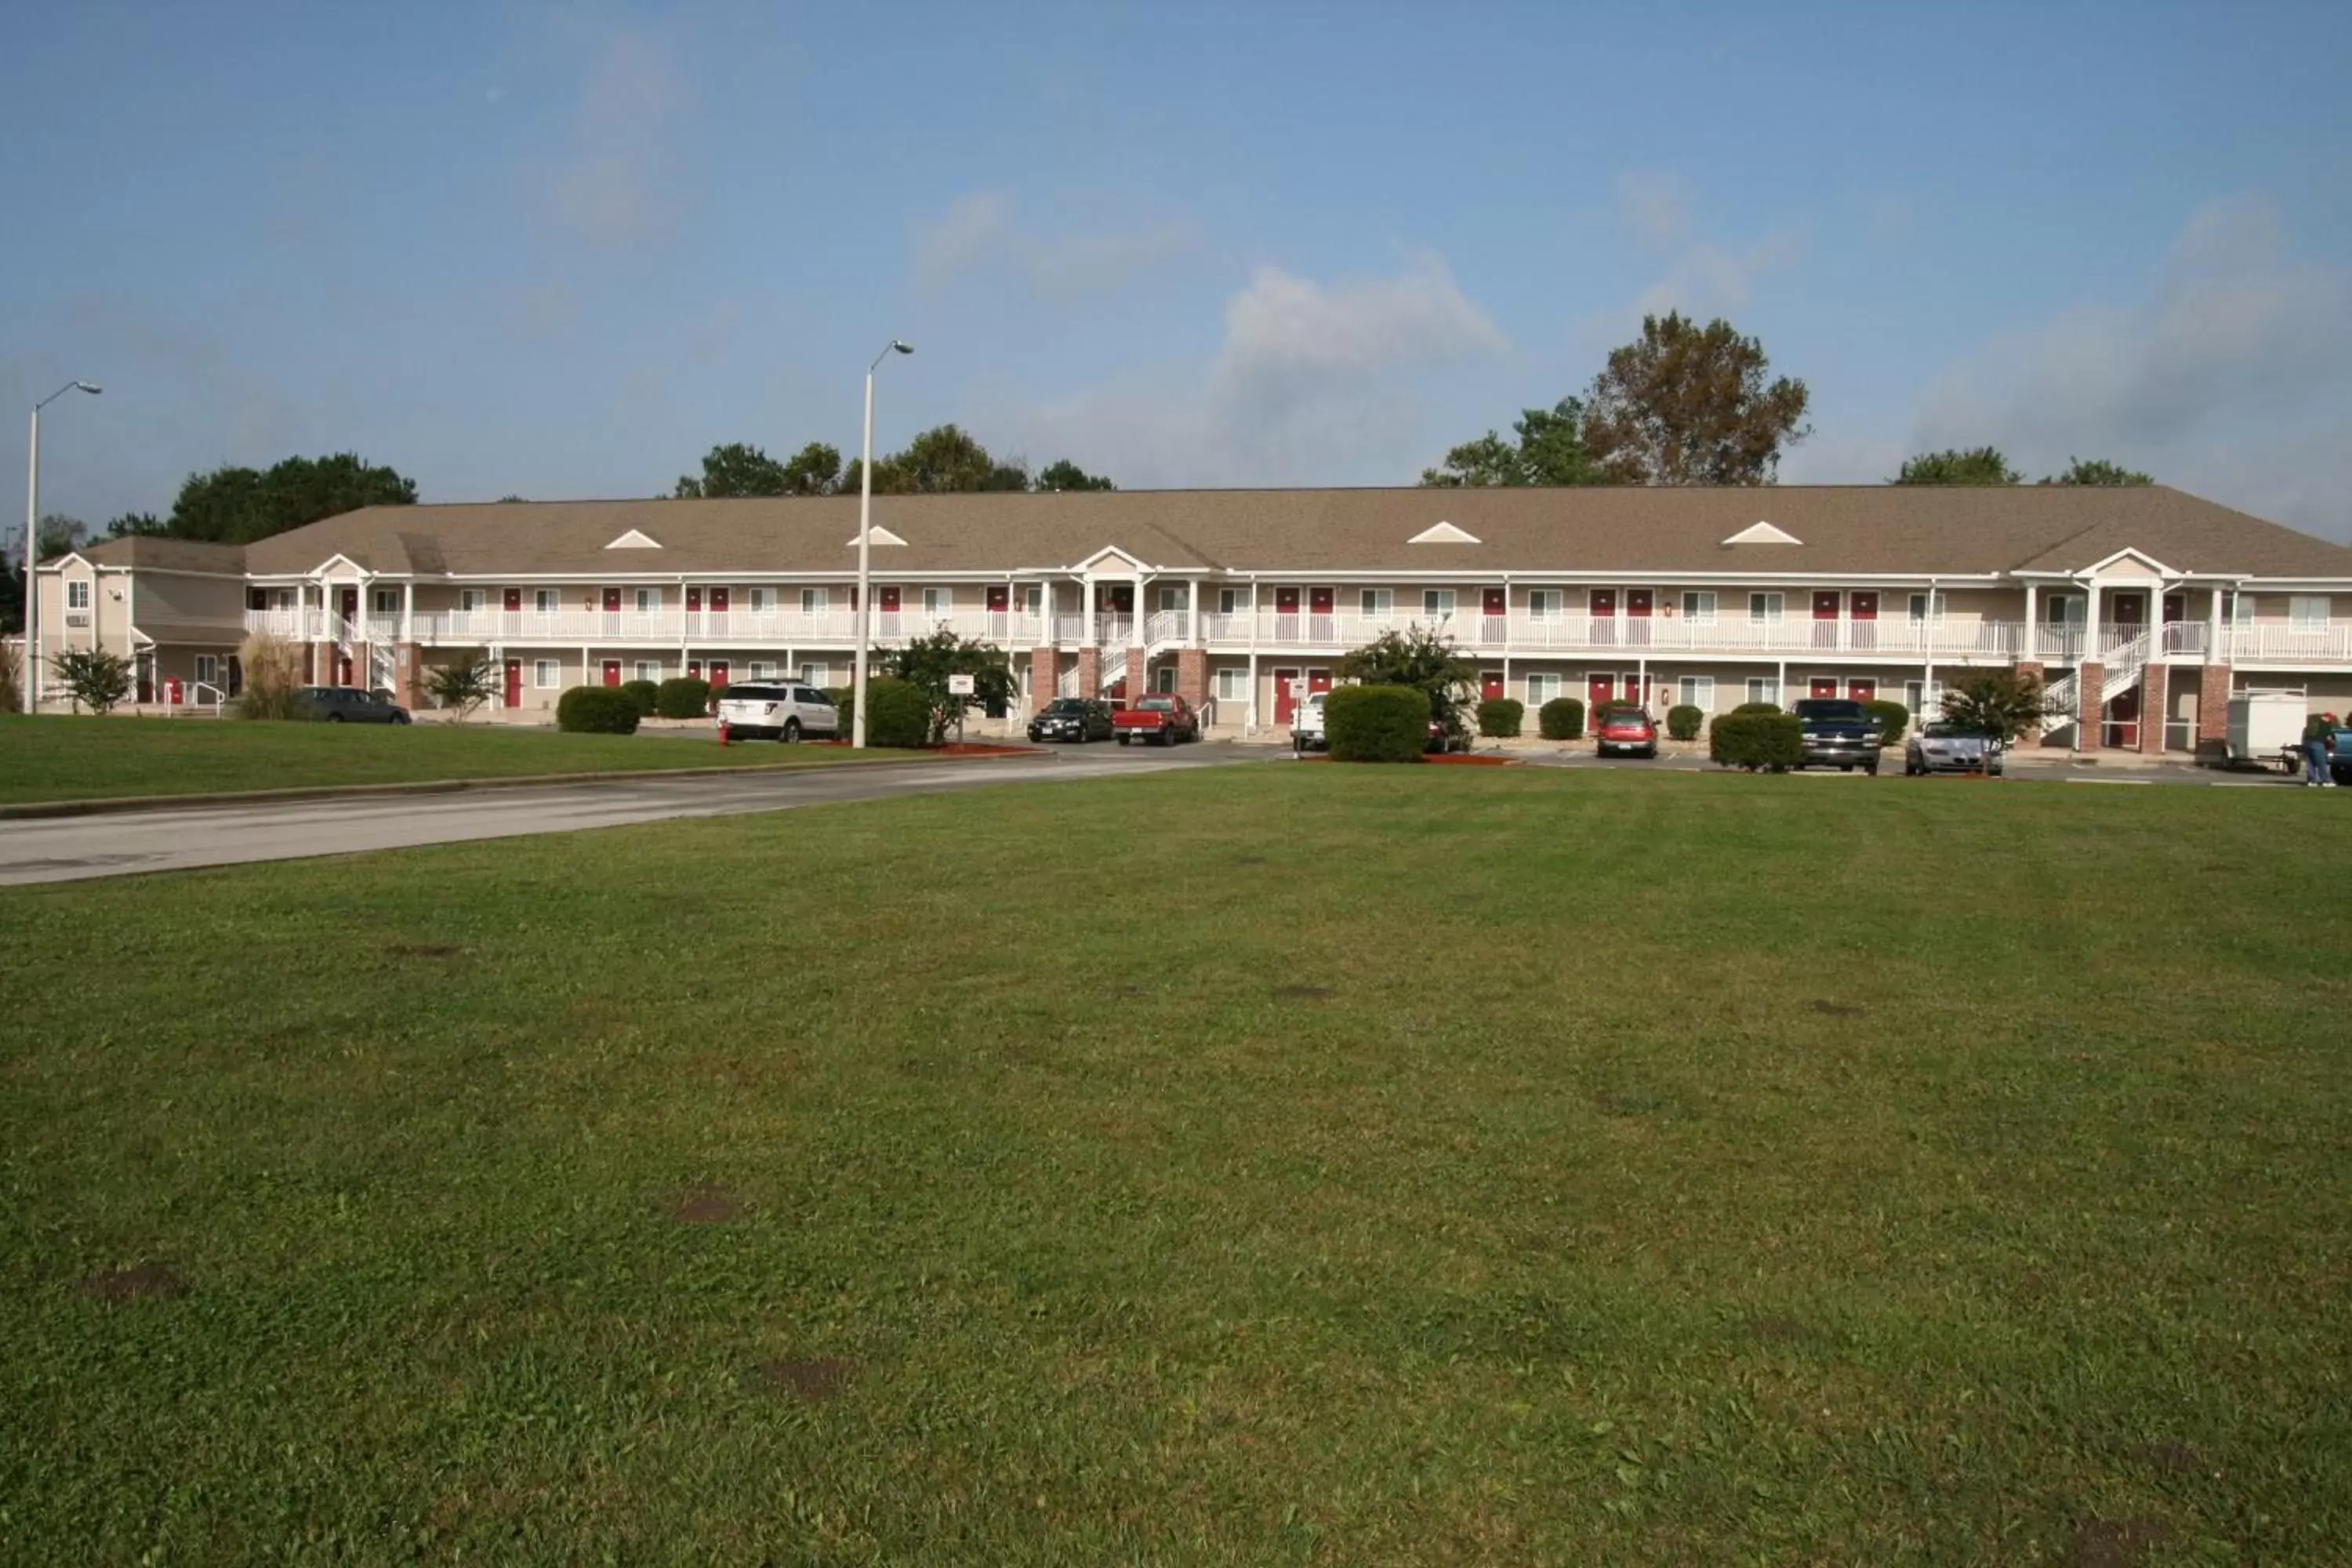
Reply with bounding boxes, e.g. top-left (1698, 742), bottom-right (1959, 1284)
top-left (27, 485), bottom-right (2352, 752)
